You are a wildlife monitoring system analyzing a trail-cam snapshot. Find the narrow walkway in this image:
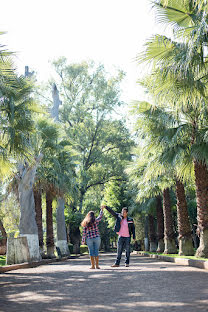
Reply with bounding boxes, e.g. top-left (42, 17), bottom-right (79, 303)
top-left (0, 253), bottom-right (208, 312)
